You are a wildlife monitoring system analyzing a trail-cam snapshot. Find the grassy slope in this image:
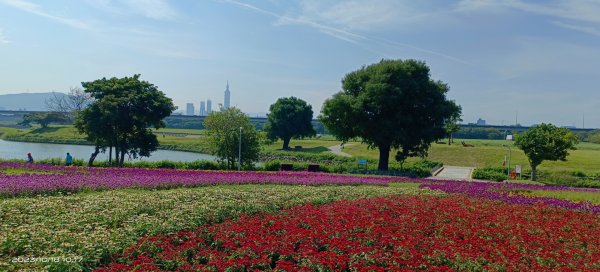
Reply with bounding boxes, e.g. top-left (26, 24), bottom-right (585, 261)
top-left (343, 139), bottom-right (600, 175)
top-left (0, 183), bottom-right (430, 271)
